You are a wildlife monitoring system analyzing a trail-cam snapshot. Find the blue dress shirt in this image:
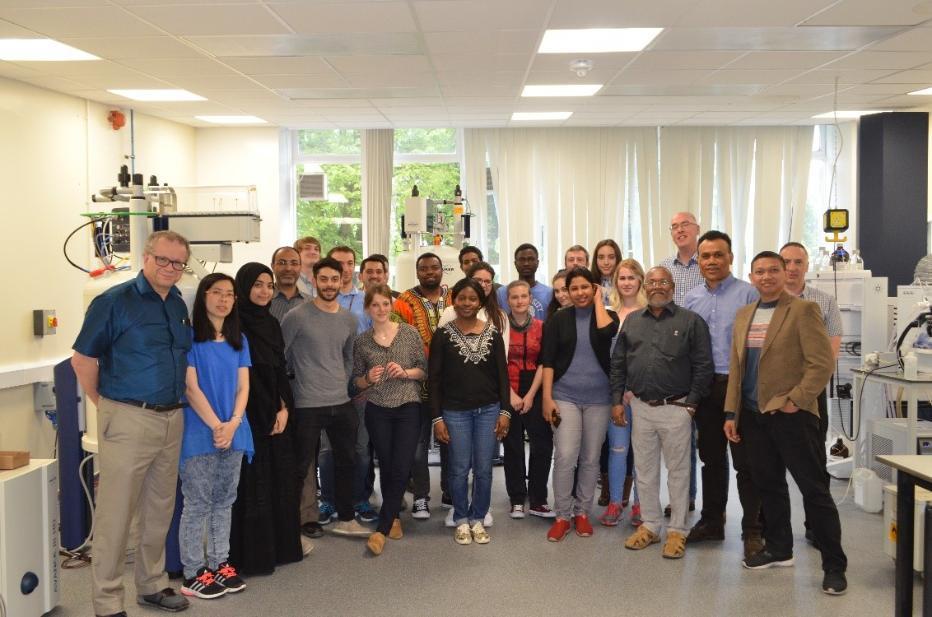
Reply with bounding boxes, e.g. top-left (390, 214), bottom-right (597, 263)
top-left (73, 271), bottom-right (192, 405)
top-left (685, 274), bottom-right (759, 375)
